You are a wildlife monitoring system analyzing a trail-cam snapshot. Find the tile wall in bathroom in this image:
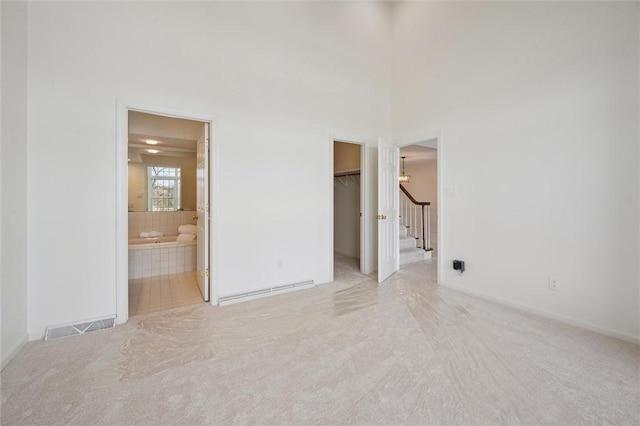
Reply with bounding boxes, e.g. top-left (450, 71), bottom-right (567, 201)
top-left (128, 243), bottom-right (196, 279)
top-left (128, 211), bottom-right (196, 238)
